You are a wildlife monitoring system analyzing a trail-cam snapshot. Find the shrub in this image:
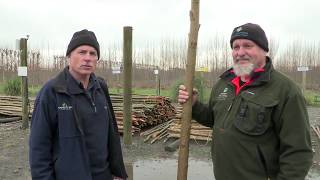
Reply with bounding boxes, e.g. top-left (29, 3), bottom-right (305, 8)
top-left (170, 79), bottom-right (183, 102)
top-left (3, 77), bottom-right (21, 96)
top-left (170, 75), bottom-right (206, 103)
top-left (304, 90), bottom-right (320, 106)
